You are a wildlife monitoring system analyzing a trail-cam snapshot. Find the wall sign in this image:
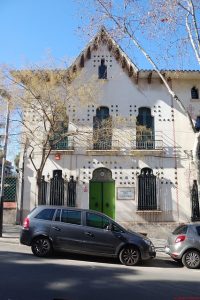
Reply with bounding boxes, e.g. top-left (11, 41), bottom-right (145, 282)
top-left (117, 187), bottom-right (135, 200)
top-left (55, 153), bottom-right (61, 160)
